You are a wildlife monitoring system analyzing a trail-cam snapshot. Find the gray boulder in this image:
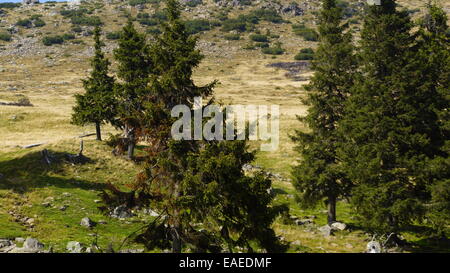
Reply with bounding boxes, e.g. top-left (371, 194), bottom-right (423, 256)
top-left (318, 225), bottom-right (333, 237)
top-left (67, 241), bottom-right (85, 253)
top-left (23, 237), bottom-right (43, 250)
top-left (111, 205), bottom-right (134, 219)
top-left (80, 217), bottom-right (96, 228)
top-left (367, 241), bottom-right (382, 253)
top-left (331, 222), bottom-right (347, 231)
